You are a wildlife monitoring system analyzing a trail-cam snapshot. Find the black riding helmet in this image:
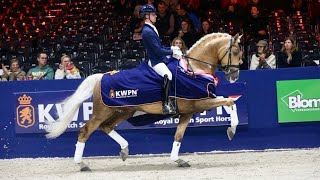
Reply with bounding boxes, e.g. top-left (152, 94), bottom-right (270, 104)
top-left (139, 4), bottom-right (157, 18)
